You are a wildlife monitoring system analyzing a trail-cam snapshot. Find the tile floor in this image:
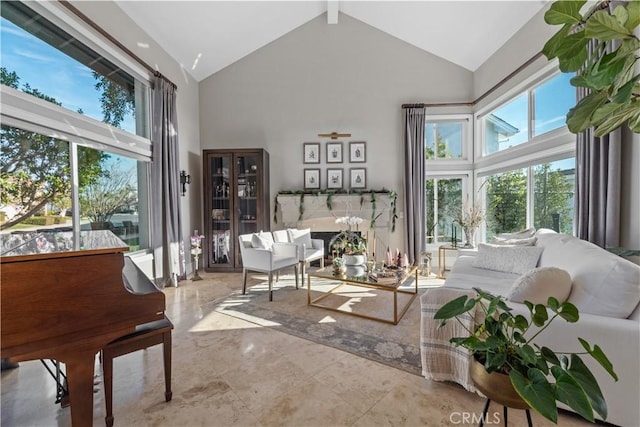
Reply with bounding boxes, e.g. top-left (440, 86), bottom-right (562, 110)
top-left (1, 271), bottom-right (602, 426)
